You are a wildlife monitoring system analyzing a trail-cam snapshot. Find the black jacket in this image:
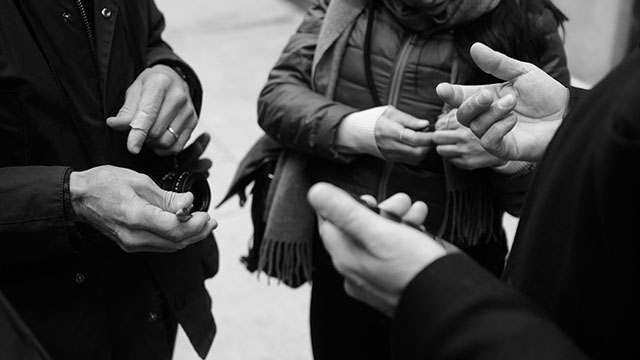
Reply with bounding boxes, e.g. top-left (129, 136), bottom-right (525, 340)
top-left (391, 48), bottom-right (640, 359)
top-left (0, 1), bottom-right (217, 359)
